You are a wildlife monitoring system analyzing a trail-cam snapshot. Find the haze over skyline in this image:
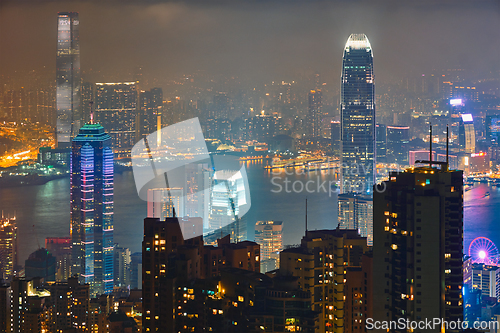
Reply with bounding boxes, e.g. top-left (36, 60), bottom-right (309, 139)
top-left (1, 0), bottom-right (499, 91)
